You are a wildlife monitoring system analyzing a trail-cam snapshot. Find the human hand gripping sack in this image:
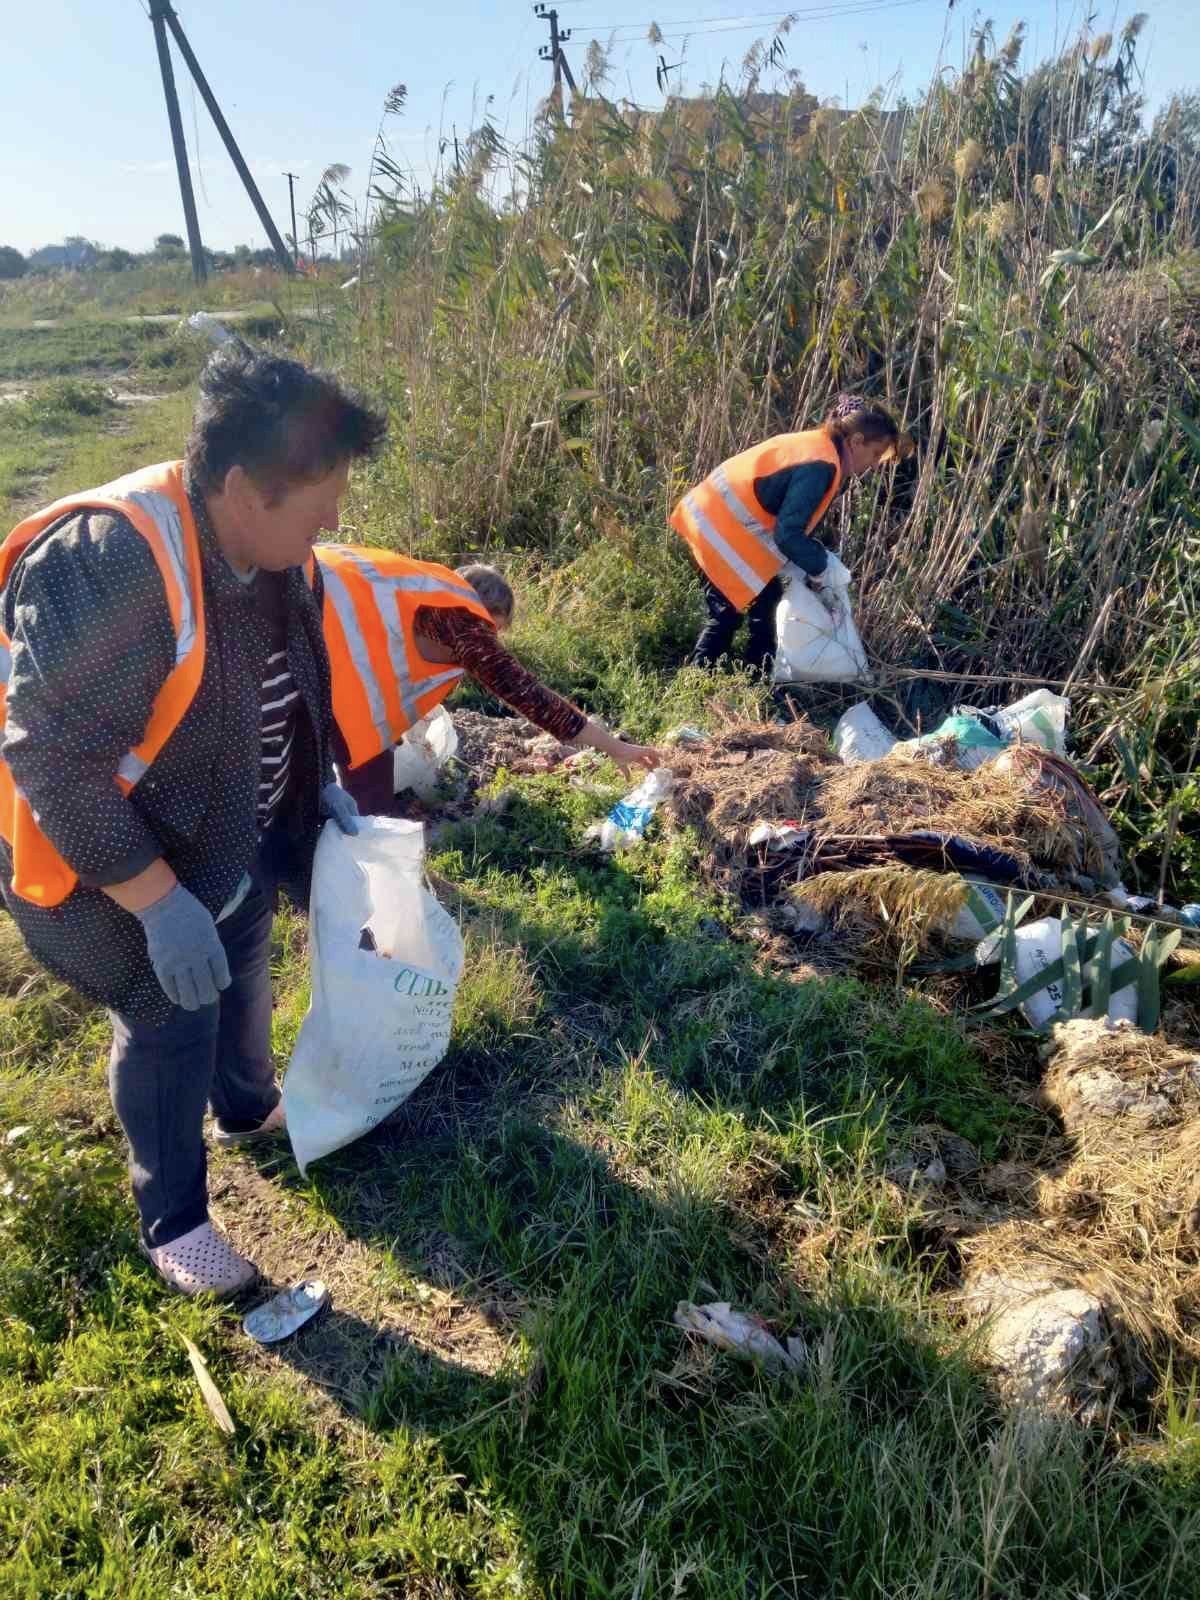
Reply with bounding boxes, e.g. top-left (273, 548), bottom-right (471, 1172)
top-left (320, 781), bottom-right (360, 834)
top-left (135, 884), bottom-right (232, 1010)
